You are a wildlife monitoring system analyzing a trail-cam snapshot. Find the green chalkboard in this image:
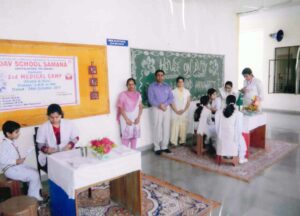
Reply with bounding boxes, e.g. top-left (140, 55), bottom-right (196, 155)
top-left (131, 48), bottom-right (224, 106)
